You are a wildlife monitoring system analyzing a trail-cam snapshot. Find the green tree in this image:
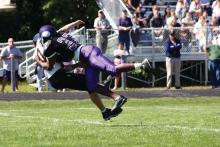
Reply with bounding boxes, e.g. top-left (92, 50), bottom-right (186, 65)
top-left (42, 0), bottom-right (99, 28)
top-left (0, 0), bottom-right (99, 41)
